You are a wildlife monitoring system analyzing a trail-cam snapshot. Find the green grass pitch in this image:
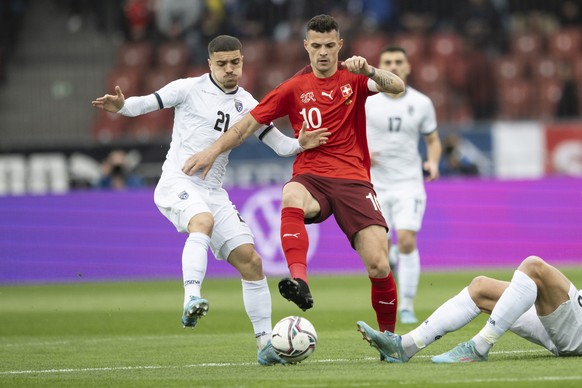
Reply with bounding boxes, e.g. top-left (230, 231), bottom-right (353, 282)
top-left (1, 267), bottom-right (581, 387)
